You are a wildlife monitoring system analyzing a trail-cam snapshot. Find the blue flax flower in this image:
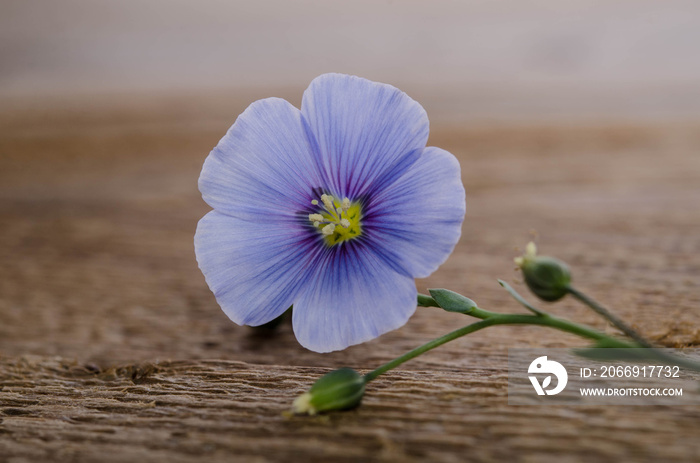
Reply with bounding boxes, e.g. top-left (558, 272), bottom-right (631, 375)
top-left (195, 73), bottom-right (465, 353)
